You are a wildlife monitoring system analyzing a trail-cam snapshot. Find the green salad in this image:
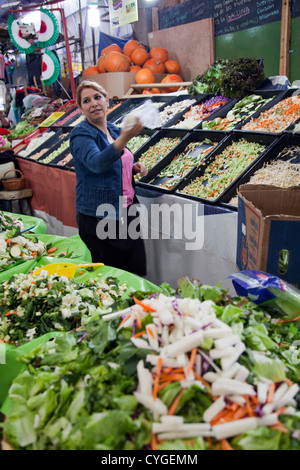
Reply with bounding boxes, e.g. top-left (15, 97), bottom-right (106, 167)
top-left (2, 277), bottom-right (299, 450)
